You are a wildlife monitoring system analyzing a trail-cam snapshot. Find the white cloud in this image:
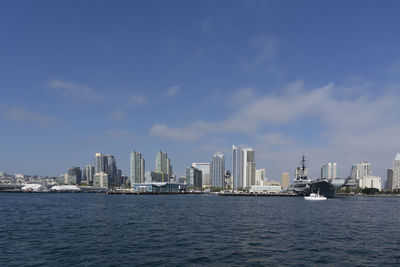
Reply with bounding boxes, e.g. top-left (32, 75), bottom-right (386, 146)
top-left (166, 86), bottom-right (180, 97)
top-left (0, 104), bottom-right (57, 126)
top-left (48, 79), bottom-right (103, 102)
top-left (148, 80), bottom-right (400, 180)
